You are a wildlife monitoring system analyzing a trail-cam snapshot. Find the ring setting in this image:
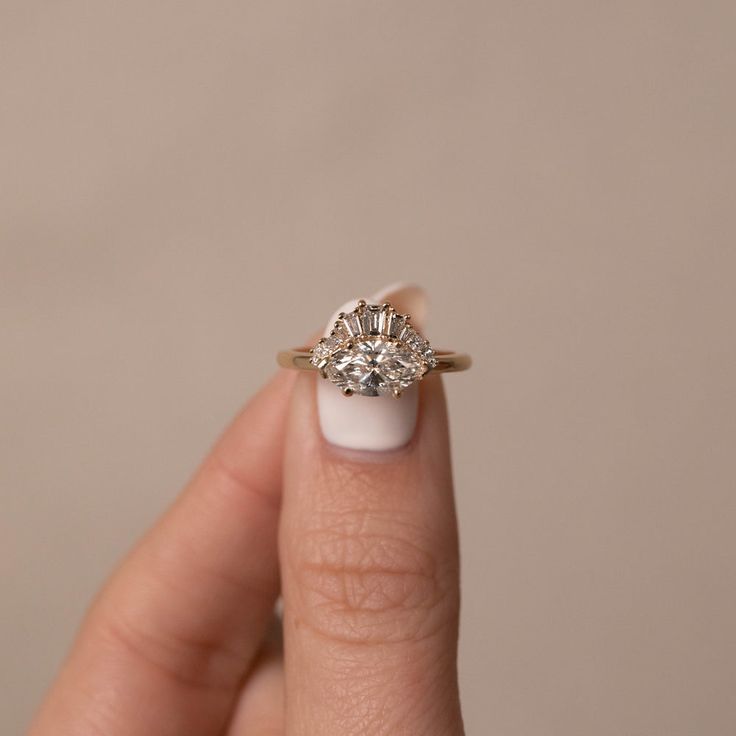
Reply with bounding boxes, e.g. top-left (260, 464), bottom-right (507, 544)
top-left (277, 300), bottom-right (471, 398)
